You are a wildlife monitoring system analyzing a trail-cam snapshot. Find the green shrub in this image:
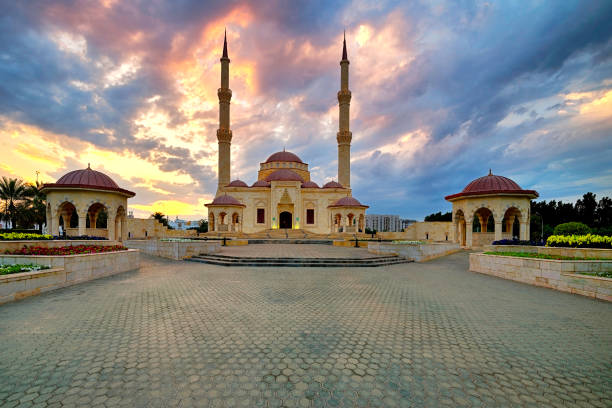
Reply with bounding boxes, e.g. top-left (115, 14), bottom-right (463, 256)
top-left (553, 222), bottom-right (591, 236)
top-left (0, 232), bottom-right (53, 241)
top-left (546, 234), bottom-right (612, 249)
